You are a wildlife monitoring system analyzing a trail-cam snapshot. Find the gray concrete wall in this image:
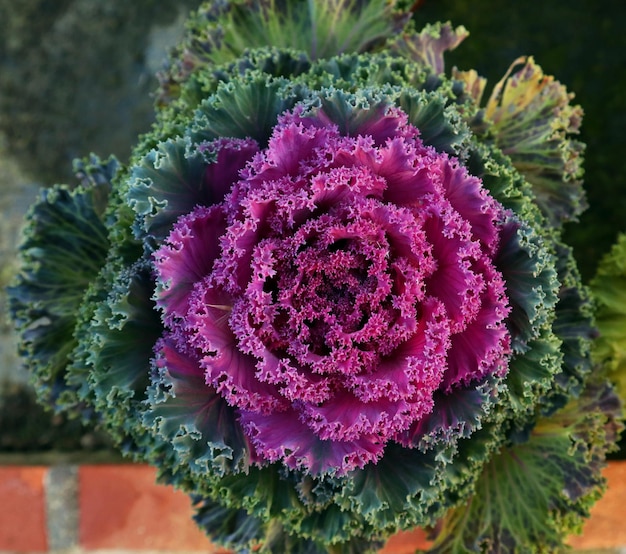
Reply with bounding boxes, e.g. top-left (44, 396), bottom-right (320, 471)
top-left (0, 143), bottom-right (37, 385)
